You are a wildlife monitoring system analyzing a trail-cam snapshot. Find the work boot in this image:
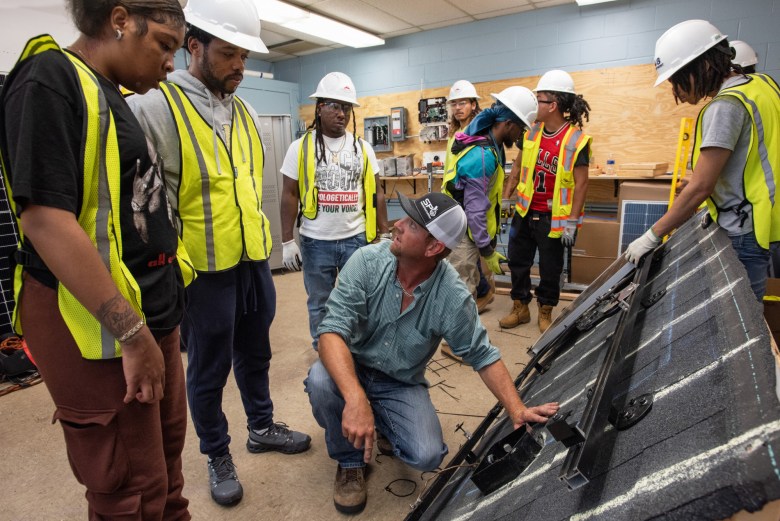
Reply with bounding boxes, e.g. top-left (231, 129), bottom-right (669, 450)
top-left (207, 454), bottom-right (243, 506)
top-left (376, 432), bottom-right (394, 456)
top-left (440, 341), bottom-right (463, 363)
top-left (538, 304), bottom-right (554, 333)
top-left (499, 300), bottom-right (530, 329)
top-left (476, 285), bottom-right (495, 314)
top-left (333, 465), bottom-right (367, 514)
top-left (247, 422), bottom-right (312, 454)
